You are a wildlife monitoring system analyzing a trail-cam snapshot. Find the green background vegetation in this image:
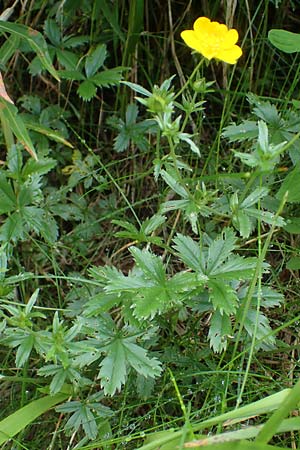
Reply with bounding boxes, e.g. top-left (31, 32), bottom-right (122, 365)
top-left (1, 0), bottom-right (300, 449)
